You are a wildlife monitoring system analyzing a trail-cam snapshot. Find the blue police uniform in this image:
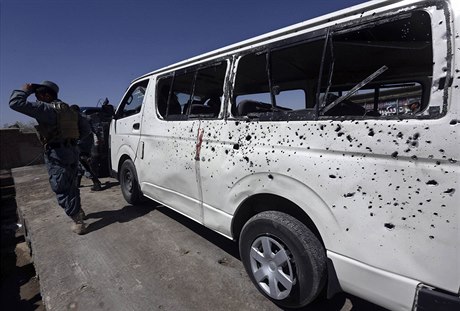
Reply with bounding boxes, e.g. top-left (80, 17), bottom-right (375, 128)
top-left (77, 113), bottom-right (96, 179)
top-left (77, 115), bottom-right (94, 156)
top-left (76, 114), bottom-right (102, 191)
top-left (9, 89), bottom-right (91, 218)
